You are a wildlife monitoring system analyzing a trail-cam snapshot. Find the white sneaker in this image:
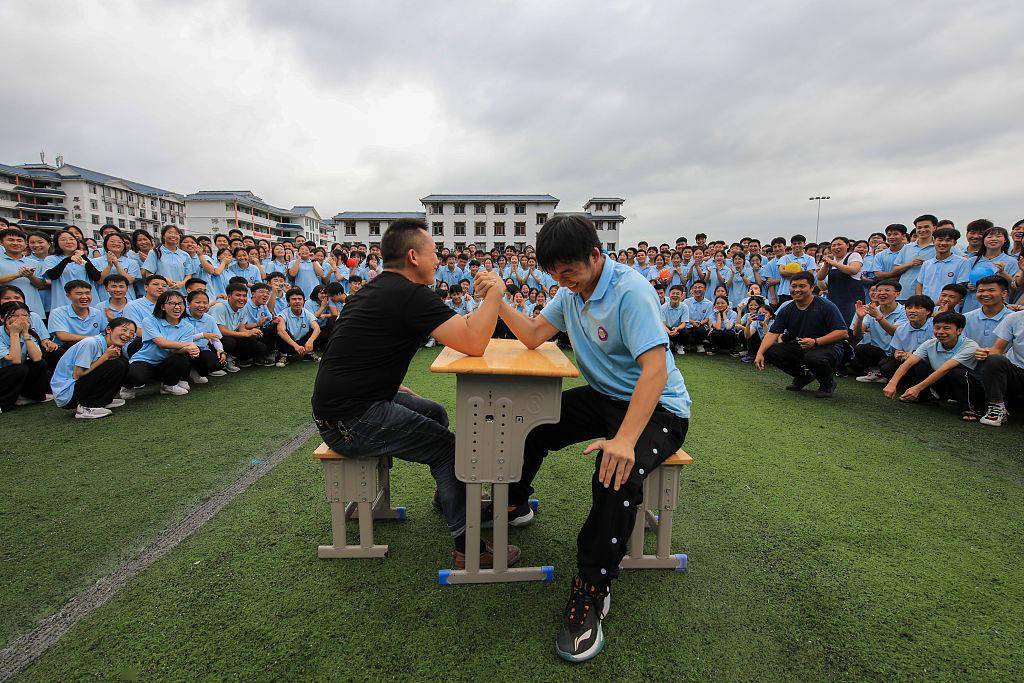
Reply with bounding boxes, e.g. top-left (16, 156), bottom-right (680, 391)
top-left (209, 369), bottom-right (227, 377)
top-left (75, 405), bottom-right (112, 419)
top-left (104, 398), bottom-right (127, 409)
top-left (696, 344), bottom-right (705, 353)
top-left (425, 338), bottom-right (436, 348)
top-left (189, 369), bottom-right (209, 384)
top-left (160, 384), bottom-right (189, 396)
top-left (119, 387), bottom-right (136, 400)
top-left (224, 357), bottom-right (241, 373)
top-left (43, 393), bottom-right (54, 402)
top-left (855, 370), bottom-right (883, 383)
top-left (979, 404), bottom-right (1009, 427)
top-left (275, 356), bottom-right (287, 368)
top-left (176, 380), bottom-right (190, 391)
